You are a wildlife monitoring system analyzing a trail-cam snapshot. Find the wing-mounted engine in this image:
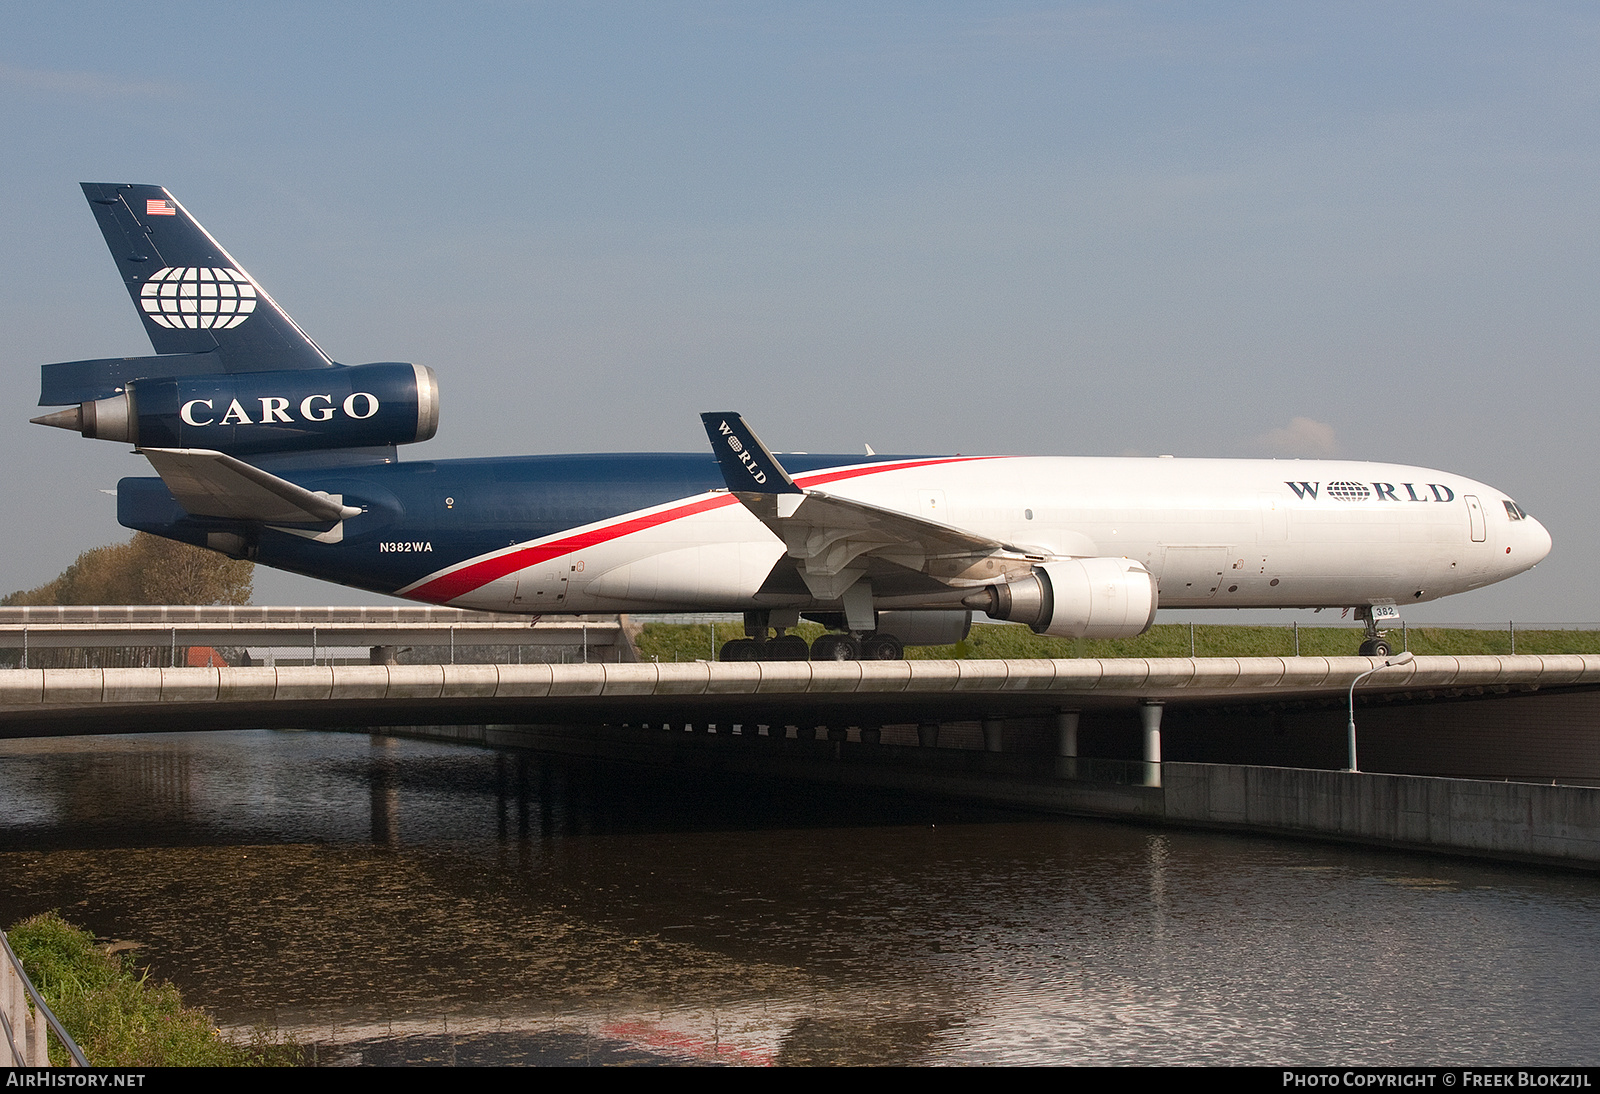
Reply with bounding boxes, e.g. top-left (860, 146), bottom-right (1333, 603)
top-left (32, 361), bottom-right (439, 456)
top-left (873, 609), bottom-right (973, 646)
top-left (963, 557), bottom-right (1158, 639)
